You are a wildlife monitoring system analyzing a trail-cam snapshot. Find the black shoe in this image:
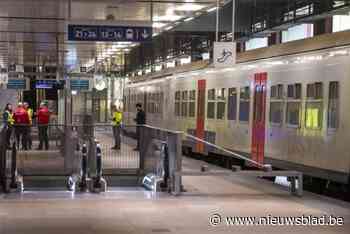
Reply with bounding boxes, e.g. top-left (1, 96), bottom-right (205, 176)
top-left (133, 148), bottom-right (139, 151)
top-left (111, 146), bottom-right (120, 150)
top-left (36, 148), bottom-right (43, 151)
